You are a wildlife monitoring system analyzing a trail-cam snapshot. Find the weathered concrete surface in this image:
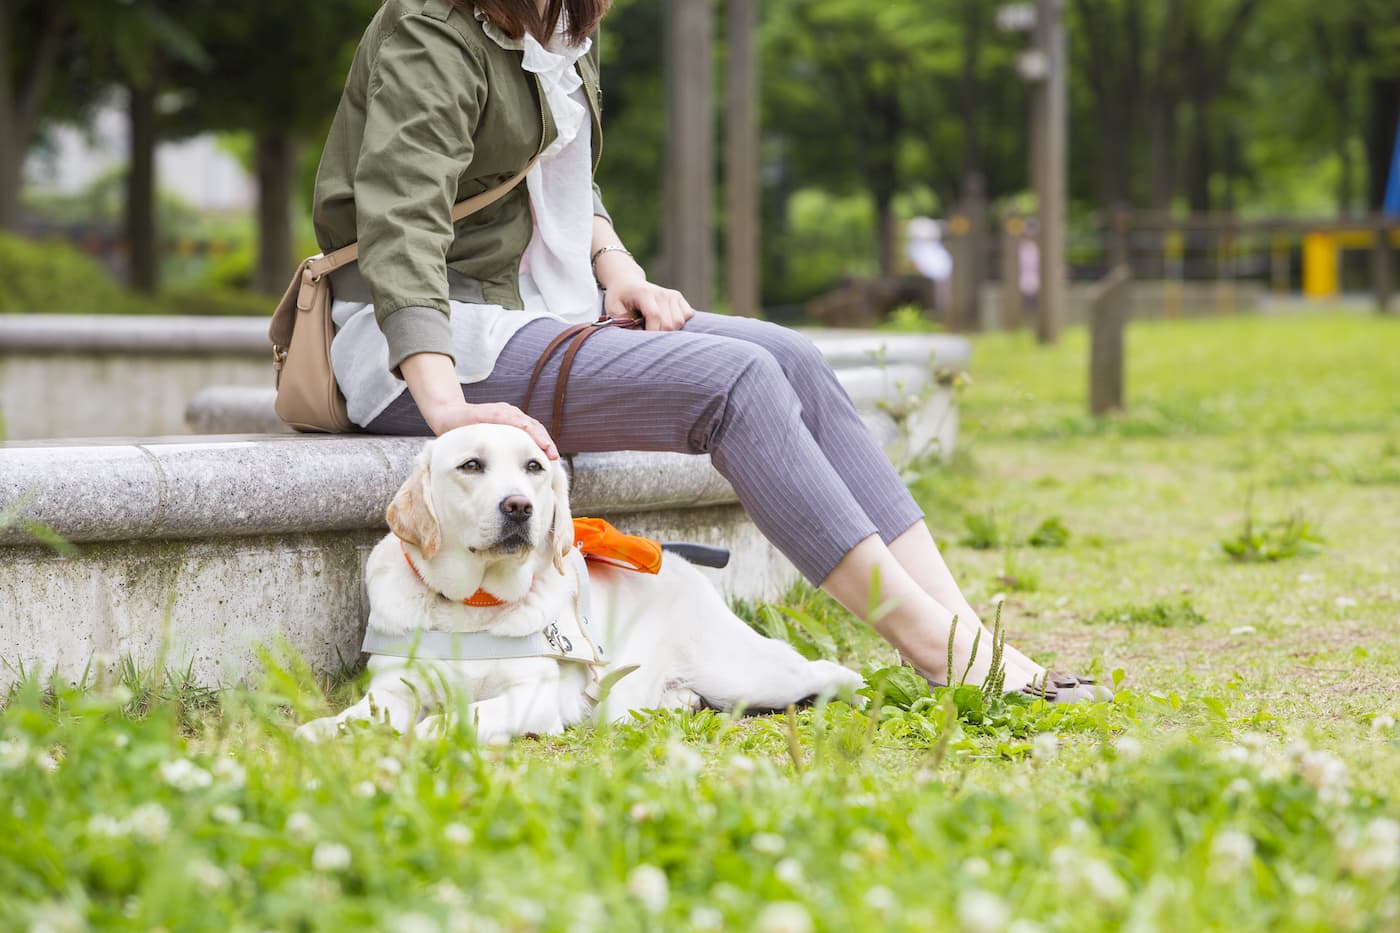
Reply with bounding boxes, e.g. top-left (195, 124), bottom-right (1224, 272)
top-left (0, 505), bottom-right (787, 693)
